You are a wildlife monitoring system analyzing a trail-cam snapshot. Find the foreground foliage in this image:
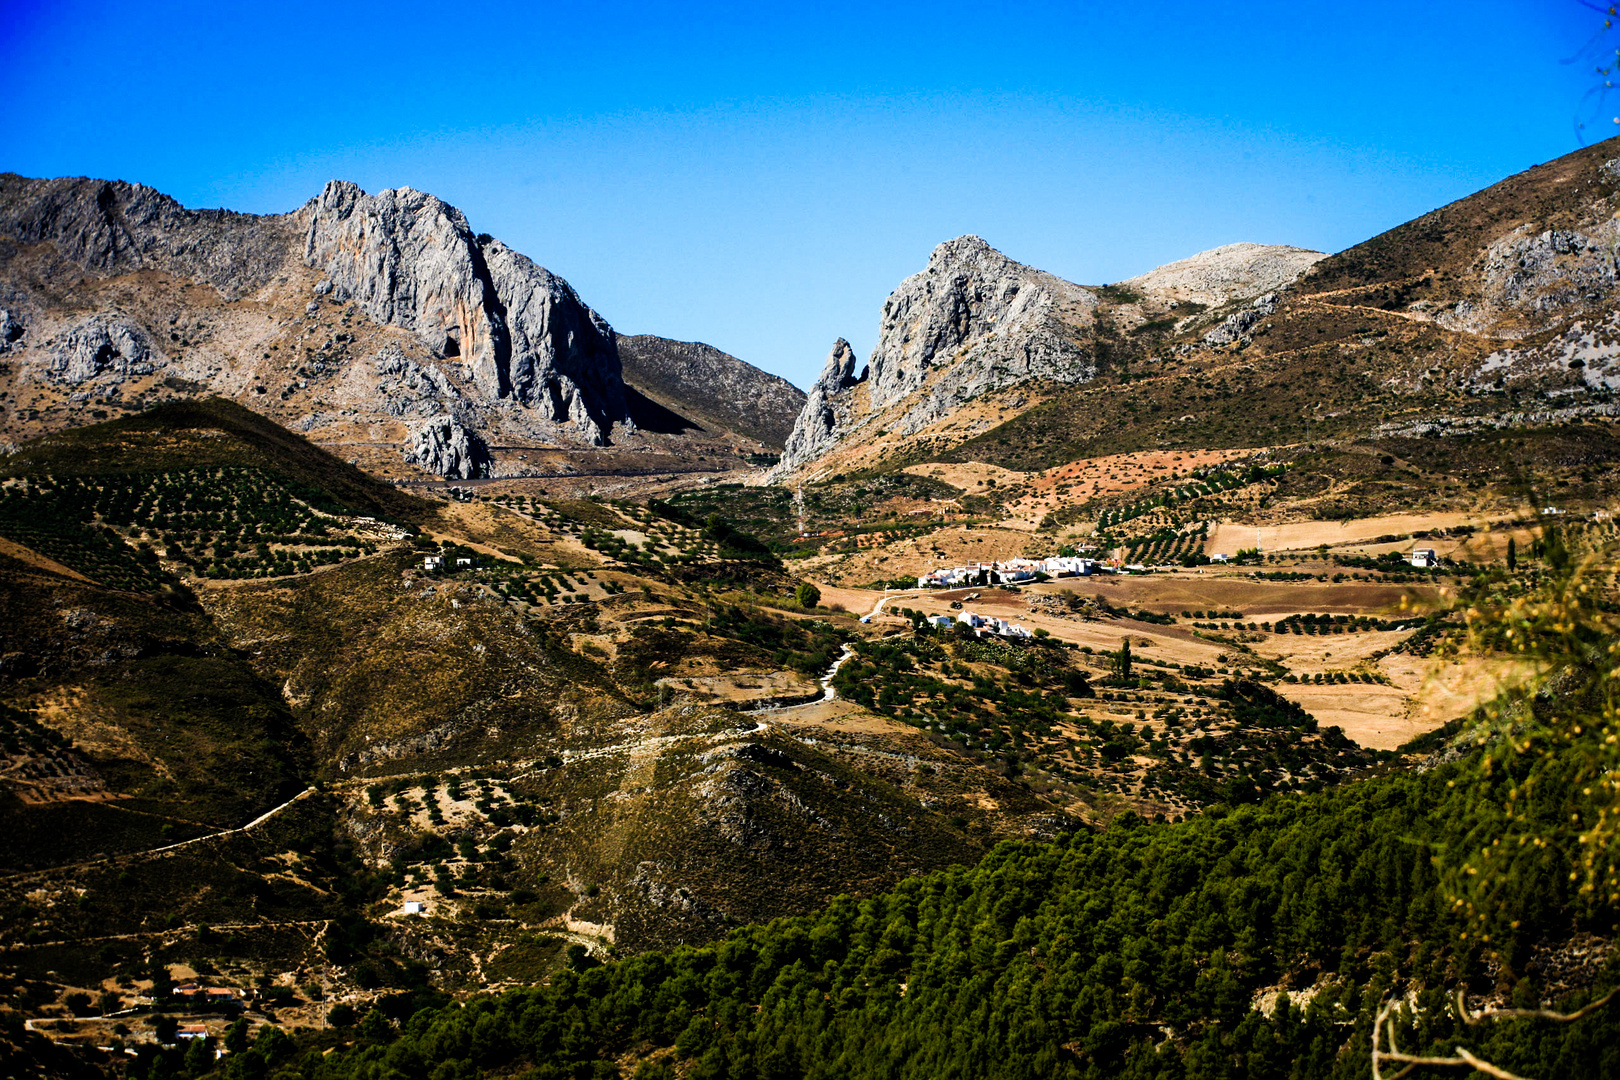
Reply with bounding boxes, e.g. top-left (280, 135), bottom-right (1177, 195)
top-left (182, 731), bottom-right (1612, 1080)
top-left (142, 540), bottom-right (1615, 1080)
